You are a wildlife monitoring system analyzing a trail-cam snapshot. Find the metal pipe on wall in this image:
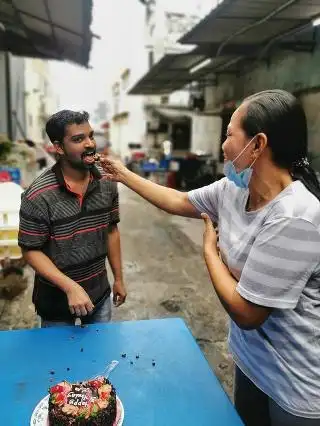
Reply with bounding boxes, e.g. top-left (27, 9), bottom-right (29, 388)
top-left (4, 51), bottom-right (13, 141)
